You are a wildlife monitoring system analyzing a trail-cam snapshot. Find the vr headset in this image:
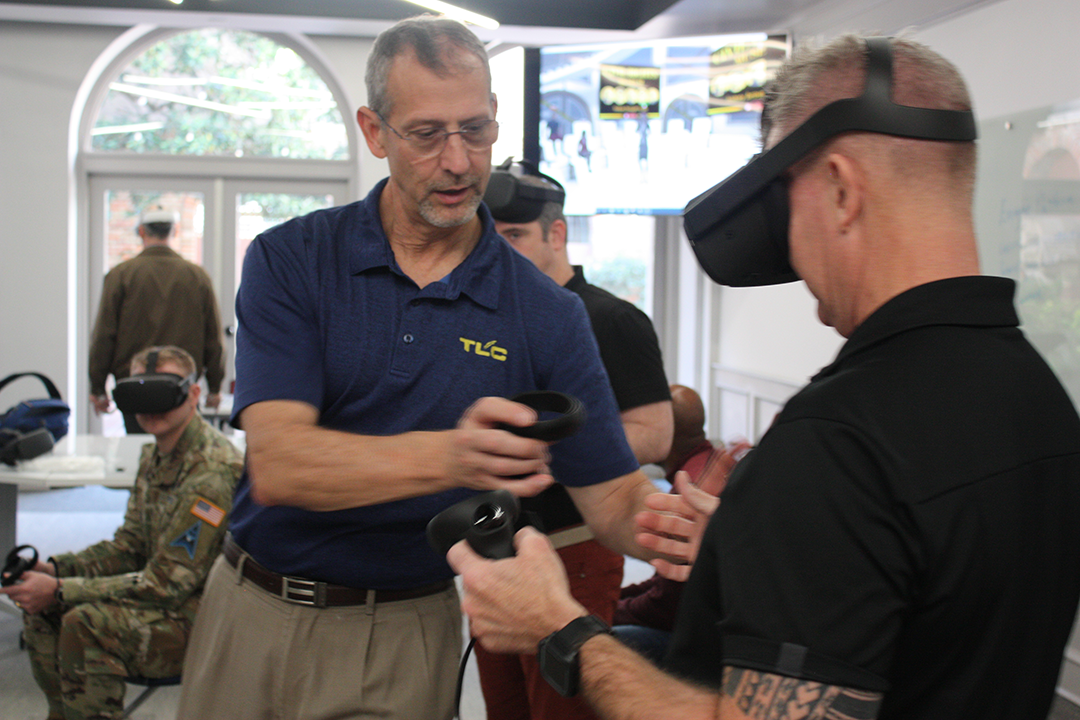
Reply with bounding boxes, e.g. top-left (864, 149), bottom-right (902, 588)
top-left (683, 36), bottom-right (978, 287)
top-left (484, 158), bottom-right (566, 223)
top-left (112, 349), bottom-right (195, 415)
